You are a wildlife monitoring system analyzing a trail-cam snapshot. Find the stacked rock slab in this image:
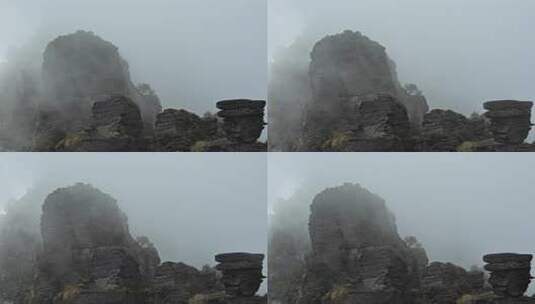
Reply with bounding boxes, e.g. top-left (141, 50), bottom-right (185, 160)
top-left (483, 100), bottom-right (533, 144)
top-left (216, 99), bottom-right (266, 144)
top-left (484, 253), bottom-right (533, 298)
top-left (58, 95), bottom-right (146, 151)
top-left (335, 93), bottom-right (410, 151)
top-left (154, 108), bottom-right (218, 151)
top-left (215, 253), bottom-right (265, 297)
